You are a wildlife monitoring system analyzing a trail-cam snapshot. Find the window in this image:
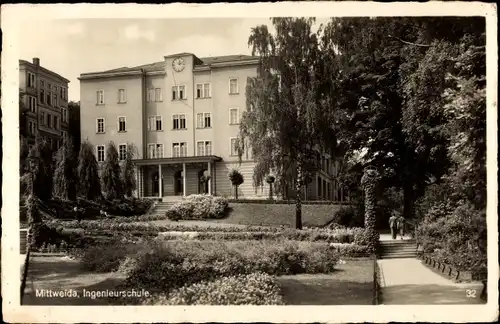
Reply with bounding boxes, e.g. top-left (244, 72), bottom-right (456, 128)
top-left (230, 138), bottom-right (238, 156)
top-left (173, 142), bottom-right (187, 158)
top-left (62, 130), bottom-right (68, 141)
top-left (197, 141), bottom-right (212, 156)
top-left (96, 90), bottom-right (104, 105)
top-left (155, 88), bottom-right (163, 102)
top-left (40, 112), bottom-right (45, 125)
top-left (96, 145), bottom-right (105, 162)
top-left (118, 117), bottom-right (126, 132)
top-left (229, 108), bottom-right (240, 125)
top-left (28, 121), bottom-right (36, 135)
top-left (172, 114), bottom-right (186, 130)
top-left (62, 108), bottom-right (68, 123)
top-left (40, 80), bottom-right (45, 88)
top-left (172, 85), bottom-right (186, 100)
top-left (147, 89), bottom-right (155, 102)
top-left (229, 78), bottom-right (238, 94)
top-left (54, 85), bottom-right (58, 94)
top-left (148, 116), bottom-right (162, 131)
top-left (96, 118), bottom-right (105, 133)
top-left (118, 144), bottom-right (127, 161)
top-left (47, 92), bottom-right (51, 106)
top-left (27, 72), bottom-right (36, 88)
top-left (47, 113), bottom-right (52, 128)
top-left (148, 143), bottom-right (164, 159)
top-left (29, 96), bottom-right (37, 113)
top-left (40, 89), bottom-right (45, 104)
top-left (53, 115), bottom-right (58, 130)
top-left (196, 113), bottom-right (211, 128)
top-left (196, 83), bottom-right (211, 99)
top-left (118, 89), bottom-right (126, 103)
top-left (53, 93), bottom-right (58, 107)
top-left (60, 87), bottom-right (63, 98)
top-left (63, 88), bottom-right (67, 100)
